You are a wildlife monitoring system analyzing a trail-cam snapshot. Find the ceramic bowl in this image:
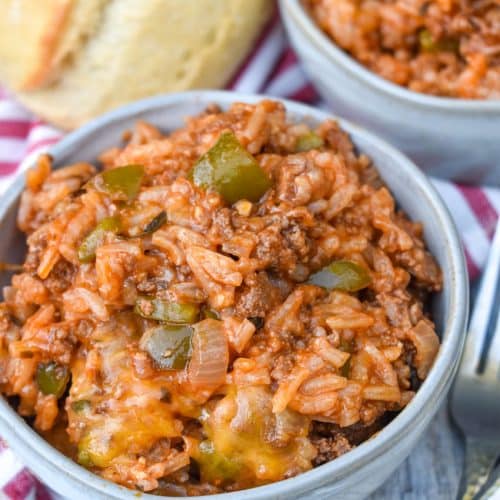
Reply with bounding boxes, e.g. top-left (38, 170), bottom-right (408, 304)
top-left (0, 90), bottom-right (468, 499)
top-left (279, 0), bottom-right (500, 186)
